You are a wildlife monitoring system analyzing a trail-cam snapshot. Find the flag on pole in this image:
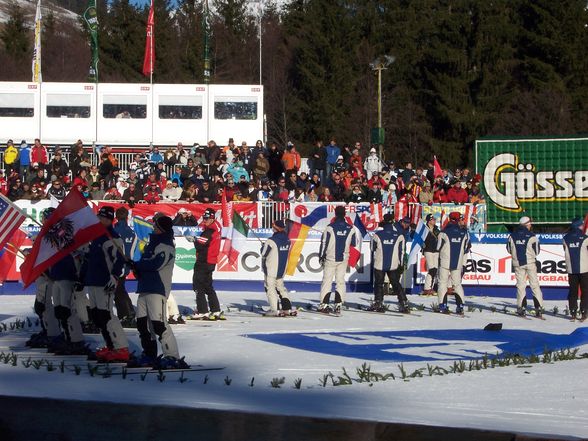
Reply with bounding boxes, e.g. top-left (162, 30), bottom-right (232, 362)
top-left (225, 211), bottom-right (250, 266)
top-left (0, 230), bottom-right (26, 283)
top-left (131, 216), bottom-right (153, 260)
top-left (20, 189), bottom-right (107, 288)
top-left (407, 219), bottom-right (429, 265)
top-left (433, 155), bottom-right (443, 178)
top-left (142, 0), bottom-right (155, 77)
top-left (83, 0), bottom-right (99, 82)
top-left (32, 0), bottom-right (42, 83)
top-left (0, 194), bottom-right (27, 254)
top-left (286, 205), bottom-right (328, 275)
